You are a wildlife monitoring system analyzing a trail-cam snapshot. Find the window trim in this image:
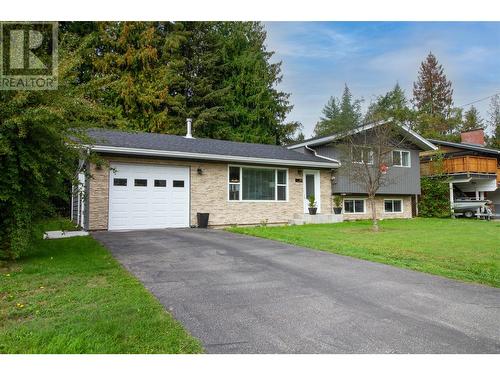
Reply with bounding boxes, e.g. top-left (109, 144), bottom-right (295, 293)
top-left (343, 198), bottom-right (366, 214)
top-left (384, 199), bottom-right (403, 213)
top-left (227, 165), bottom-right (289, 202)
top-left (392, 149), bottom-right (411, 168)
